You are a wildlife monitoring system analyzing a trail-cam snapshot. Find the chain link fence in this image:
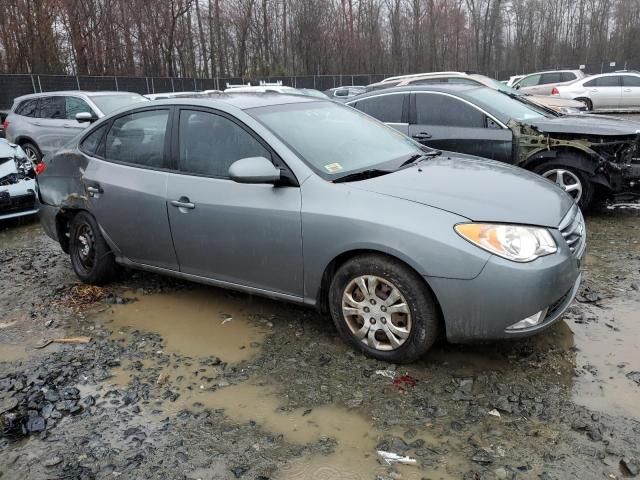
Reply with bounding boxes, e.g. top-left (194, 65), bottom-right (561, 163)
top-left (0, 73), bottom-right (390, 110)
